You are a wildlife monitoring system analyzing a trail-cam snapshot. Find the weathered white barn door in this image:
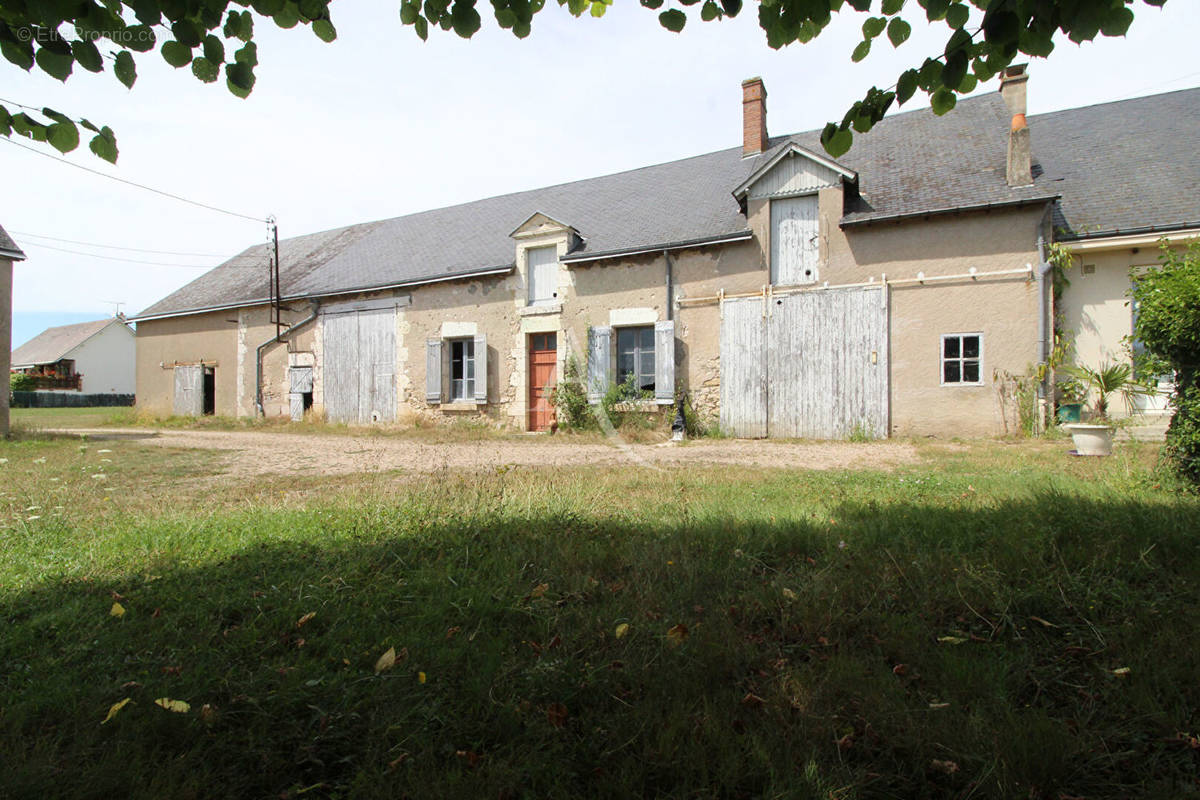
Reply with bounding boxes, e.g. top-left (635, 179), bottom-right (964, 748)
top-left (770, 195), bottom-right (819, 286)
top-left (173, 364), bottom-right (203, 416)
top-left (321, 307), bottom-right (396, 423)
top-left (719, 286), bottom-right (888, 439)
